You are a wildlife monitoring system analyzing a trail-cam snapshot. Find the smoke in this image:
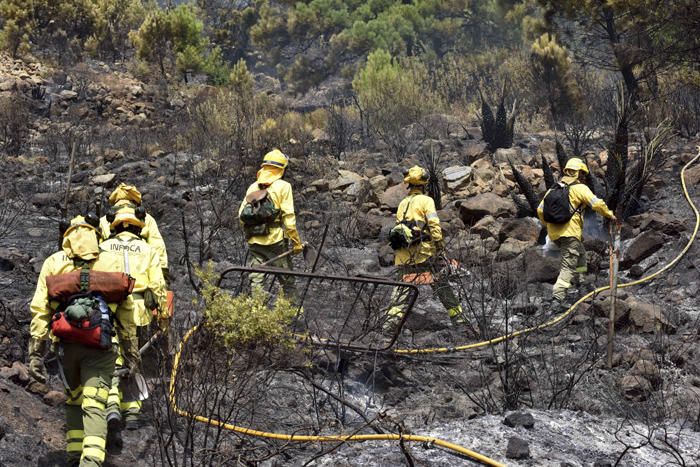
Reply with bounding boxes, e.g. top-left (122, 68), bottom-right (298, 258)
top-left (540, 210), bottom-right (607, 258)
top-left (582, 209), bottom-right (607, 241)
